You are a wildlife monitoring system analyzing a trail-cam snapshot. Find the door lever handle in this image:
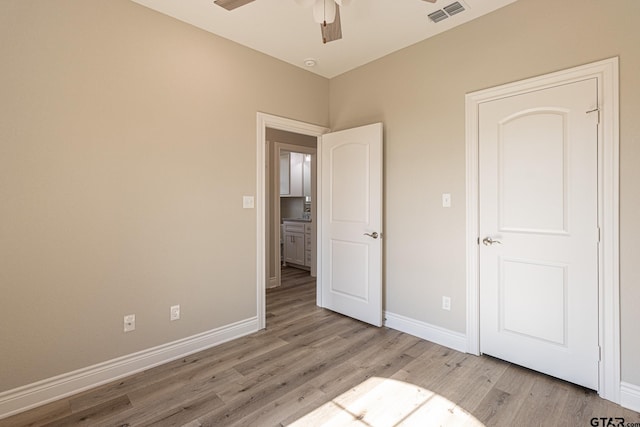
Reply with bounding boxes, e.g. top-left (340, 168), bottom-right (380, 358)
top-left (482, 237), bottom-right (502, 246)
top-left (364, 232), bottom-right (379, 239)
